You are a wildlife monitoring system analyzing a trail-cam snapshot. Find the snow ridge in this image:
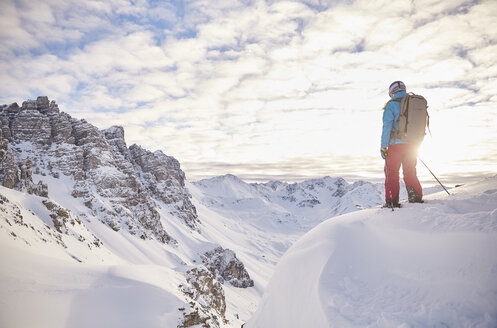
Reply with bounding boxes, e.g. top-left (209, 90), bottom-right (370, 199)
top-left (246, 176), bottom-right (497, 328)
